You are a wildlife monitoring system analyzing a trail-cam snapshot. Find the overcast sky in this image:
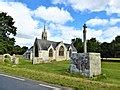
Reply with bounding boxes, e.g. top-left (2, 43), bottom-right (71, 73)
top-left (0, 0), bottom-right (120, 48)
